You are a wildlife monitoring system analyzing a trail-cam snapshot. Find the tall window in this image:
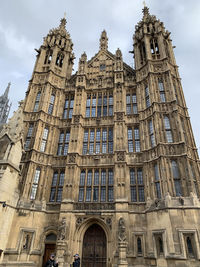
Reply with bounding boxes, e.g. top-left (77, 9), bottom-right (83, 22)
top-left (78, 169), bottom-right (114, 202)
top-left (139, 42), bottom-right (146, 65)
top-left (150, 38), bottom-right (159, 57)
top-left (155, 234), bottom-right (164, 257)
top-left (57, 130), bottom-right (70, 156)
top-left (137, 237), bottom-right (143, 255)
top-left (24, 124), bottom-right (34, 150)
top-left (49, 171), bottom-right (65, 202)
top-left (126, 93), bottom-right (138, 115)
top-left (63, 95), bottom-right (74, 119)
top-left (149, 120), bottom-right (156, 147)
top-left (154, 164), bottom-right (161, 199)
top-left (145, 86), bottom-right (150, 108)
top-left (48, 94), bottom-right (55, 115)
top-left (30, 168), bottom-right (41, 200)
top-left (40, 127), bottom-right (49, 152)
top-left (171, 160), bottom-right (182, 196)
top-left (33, 91), bottom-right (41, 112)
top-left (44, 50), bottom-right (53, 64)
top-left (158, 79), bottom-right (166, 102)
top-left (55, 52), bottom-right (64, 68)
top-left (185, 235), bottom-right (195, 258)
top-left (164, 116), bottom-right (173, 143)
top-left (190, 162), bottom-right (199, 197)
top-left (127, 127), bottom-right (140, 152)
top-left (85, 93), bottom-right (113, 118)
top-left (130, 168), bottom-right (145, 202)
top-left (82, 128), bottom-right (113, 154)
